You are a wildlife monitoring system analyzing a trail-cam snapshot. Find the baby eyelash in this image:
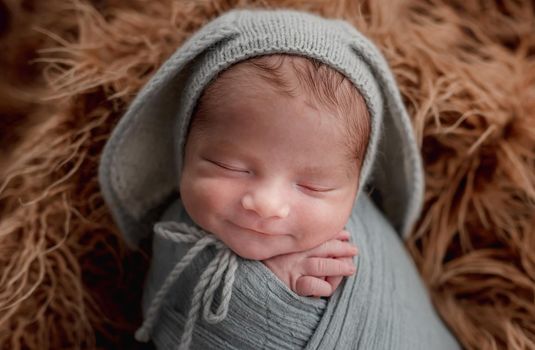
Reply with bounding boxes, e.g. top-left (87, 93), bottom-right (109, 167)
top-left (298, 184), bottom-right (333, 193)
top-left (209, 160), bottom-right (249, 173)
